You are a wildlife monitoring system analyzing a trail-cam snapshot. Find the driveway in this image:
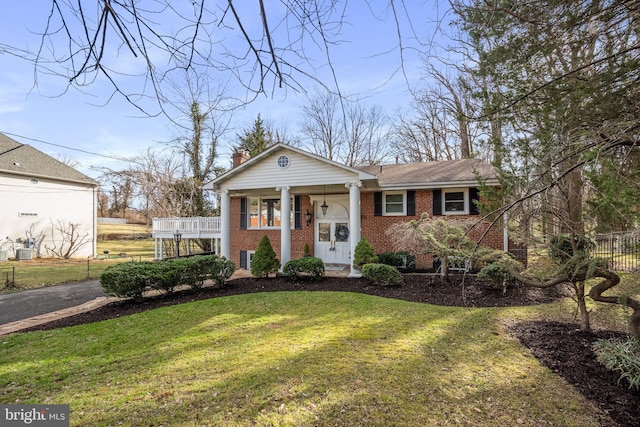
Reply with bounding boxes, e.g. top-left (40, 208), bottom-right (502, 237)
top-left (0, 280), bottom-right (107, 325)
